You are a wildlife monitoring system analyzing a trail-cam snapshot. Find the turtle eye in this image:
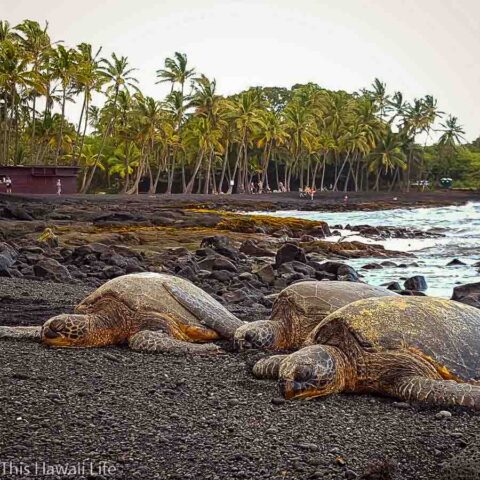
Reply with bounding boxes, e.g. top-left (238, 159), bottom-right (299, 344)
top-left (49, 319), bottom-right (66, 332)
top-left (295, 365), bottom-right (314, 382)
